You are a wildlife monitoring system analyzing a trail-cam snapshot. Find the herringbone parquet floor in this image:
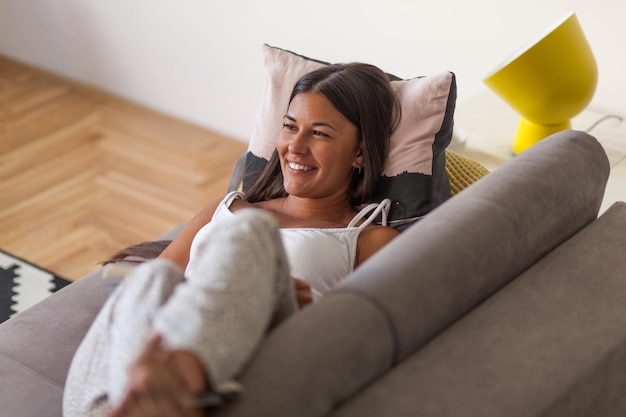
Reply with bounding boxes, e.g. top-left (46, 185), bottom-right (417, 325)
top-left (0, 55), bottom-right (247, 281)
